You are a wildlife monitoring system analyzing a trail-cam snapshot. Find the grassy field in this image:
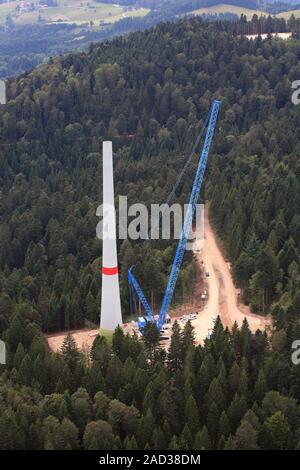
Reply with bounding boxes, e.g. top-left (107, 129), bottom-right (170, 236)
top-left (0, 0), bottom-right (149, 26)
top-left (191, 4), bottom-right (267, 18)
top-left (277, 8), bottom-right (300, 20)
top-left (191, 3), bottom-right (300, 20)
